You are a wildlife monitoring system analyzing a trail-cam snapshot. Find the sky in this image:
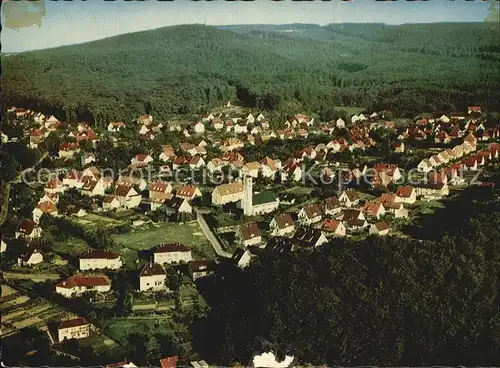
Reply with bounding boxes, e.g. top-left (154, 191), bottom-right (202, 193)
top-left (1, 0), bottom-right (494, 53)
